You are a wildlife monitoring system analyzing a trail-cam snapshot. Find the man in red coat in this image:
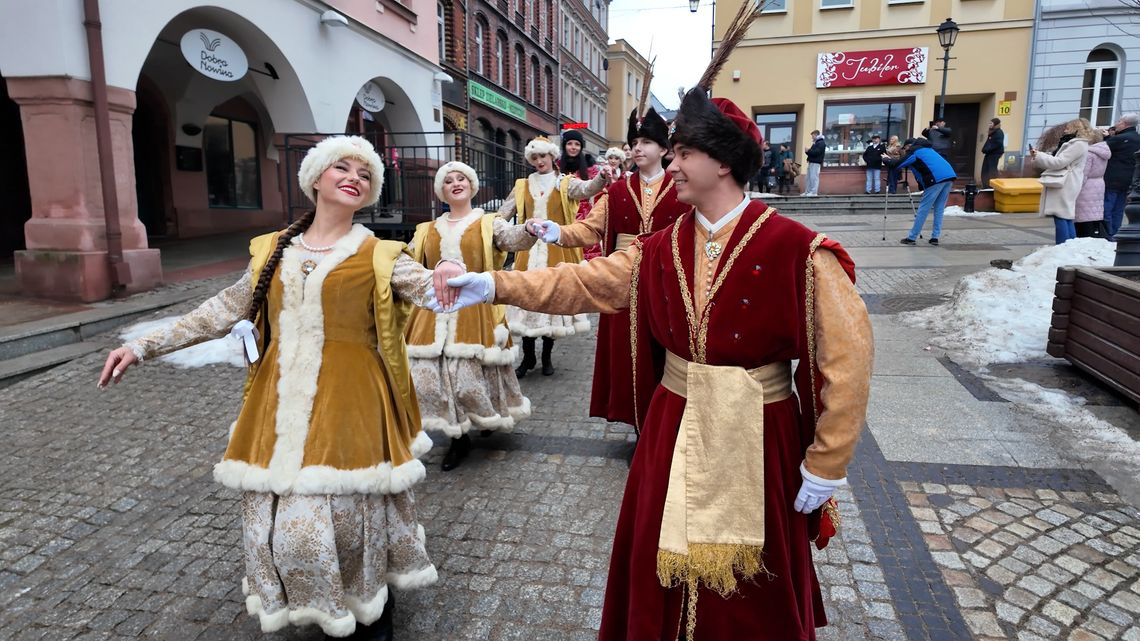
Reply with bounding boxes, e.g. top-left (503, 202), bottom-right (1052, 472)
top-left (435, 87), bottom-right (873, 640)
top-left (526, 106), bottom-right (693, 427)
